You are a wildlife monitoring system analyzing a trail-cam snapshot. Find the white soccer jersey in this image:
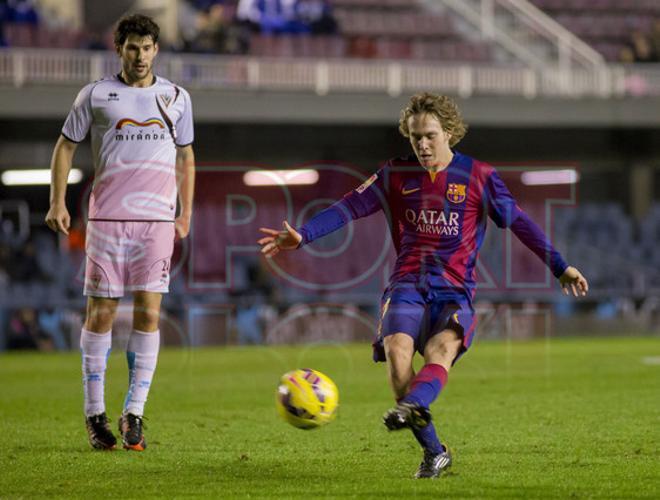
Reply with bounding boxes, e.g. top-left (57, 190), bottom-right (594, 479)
top-left (62, 74), bottom-right (194, 221)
